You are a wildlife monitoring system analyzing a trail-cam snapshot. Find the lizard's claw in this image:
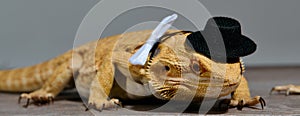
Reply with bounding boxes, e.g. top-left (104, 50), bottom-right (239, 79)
top-left (270, 84), bottom-right (300, 95)
top-left (18, 96), bottom-right (31, 108)
top-left (219, 96), bottom-right (266, 110)
top-left (86, 98), bottom-right (122, 111)
top-left (259, 97), bottom-right (266, 109)
top-left (18, 92), bottom-right (55, 108)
